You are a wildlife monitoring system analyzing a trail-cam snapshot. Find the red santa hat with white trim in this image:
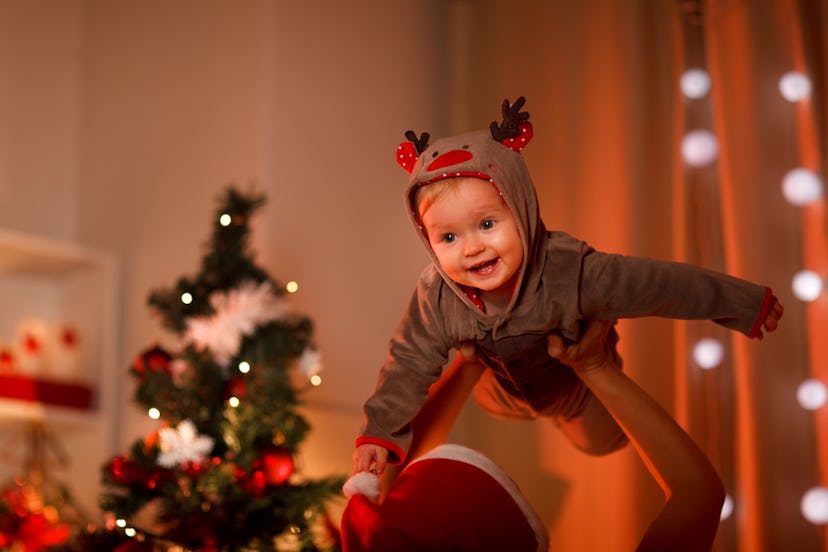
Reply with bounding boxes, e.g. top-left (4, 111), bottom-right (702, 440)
top-left (340, 444), bottom-right (549, 552)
